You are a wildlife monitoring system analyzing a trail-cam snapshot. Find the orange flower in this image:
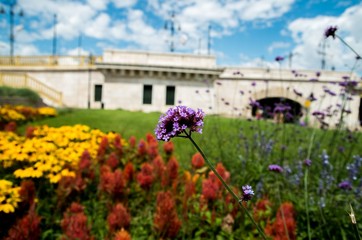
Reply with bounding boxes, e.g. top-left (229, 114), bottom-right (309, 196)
top-left (114, 228), bottom-right (131, 240)
top-left (154, 191), bottom-right (181, 238)
top-left (5, 204), bottom-right (41, 240)
top-left (265, 202), bottom-right (297, 240)
top-left (163, 141), bottom-right (174, 155)
top-left (128, 136), bottom-right (136, 148)
top-left (106, 152), bottom-right (119, 169)
top-left (191, 152), bottom-right (205, 169)
top-left (61, 203), bottom-right (93, 240)
top-left (137, 163), bottom-right (154, 190)
top-left (108, 203), bottom-right (131, 233)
